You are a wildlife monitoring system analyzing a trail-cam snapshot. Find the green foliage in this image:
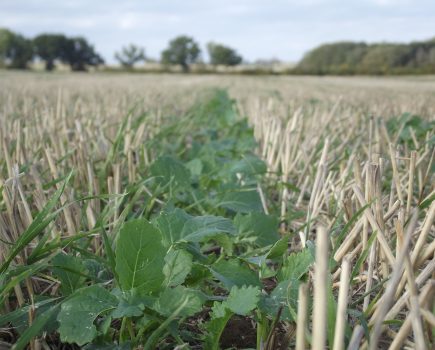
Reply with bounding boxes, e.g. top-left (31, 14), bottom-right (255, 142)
top-left (115, 219), bottom-right (166, 294)
top-left (386, 113), bottom-right (435, 147)
top-left (0, 28), bottom-right (103, 71)
top-left (57, 285), bottom-right (118, 345)
top-left (277, 249), bottom-right (313, 281)
top-left (235, 212), bottom-right (280, 247)
top-left (0, 28), bottom-right (33, 69)
top-left (163, 249), bottom-right (193, 287)
top-left (1, 90), bottom-right (319, 349)
top-left (52, 253), bottom-right (87, 295)
top-left (207, 42), bottom-right (242, 66)
top-left (161, 35), bottom-right (201, 71)
top-left (218, 188), bottom-right (263, 213)
top-left (115, 43), bottom-right (146, 68)
top-left (211, 258), bottom-right (261, 290)
top-left (205, 286), bottom-right (260, 349)
top-left (63, 36), bottom-right (104, 71)
top-left (33, 34), bottom-right (69, 70)
top-left (181, 215), bottom-right (236, 242)
top-left (296, 38), bottom-right (435, 75)
top-left (153, 285), bottom-right (204, 317)
top-left (150, 155), bottom-right (191, 189)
